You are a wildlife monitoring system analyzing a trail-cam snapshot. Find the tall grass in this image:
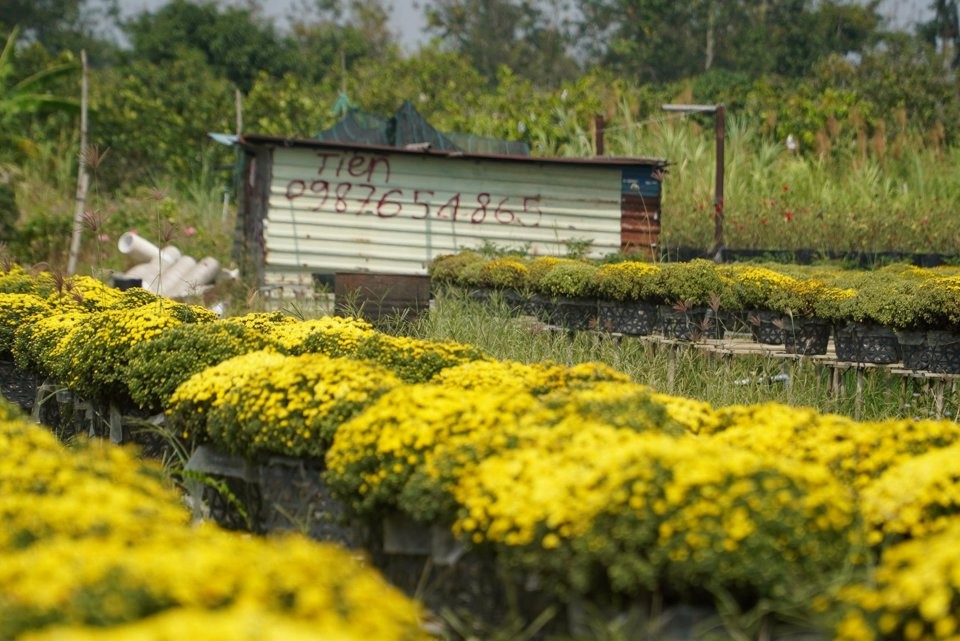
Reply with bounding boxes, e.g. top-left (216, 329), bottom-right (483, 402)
top-left (12, 111), bottom-right (960, 272)
top-left (597, 114), bottom-right (960, 255)
top-left (413, 290), bottom-right (950, 422)
top-left (12, 139), bottom-right (236, 274)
